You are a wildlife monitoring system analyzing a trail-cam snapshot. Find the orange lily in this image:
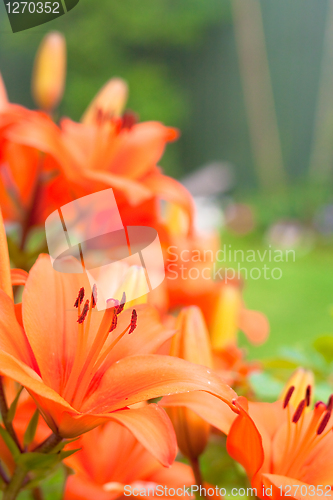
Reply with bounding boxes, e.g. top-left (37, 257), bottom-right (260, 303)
top-left (64, 421), bottom-right (195, 500)
top-left (226, 380), bottom-right (333, 500)
top-left (0, 212), bottom-right (236, 465)
top-left (0, 76), bottom-right (41, 225)
top-left (3, 79), bottom-right (194, 233)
